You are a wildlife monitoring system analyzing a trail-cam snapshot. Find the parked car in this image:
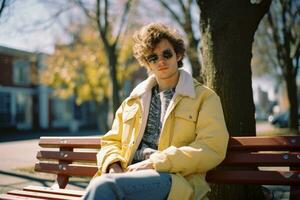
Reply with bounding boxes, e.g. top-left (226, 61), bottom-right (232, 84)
top-left (268, 111), bottom-right (300, 128)
top-left (268, 112), bottom-right (288, 128)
